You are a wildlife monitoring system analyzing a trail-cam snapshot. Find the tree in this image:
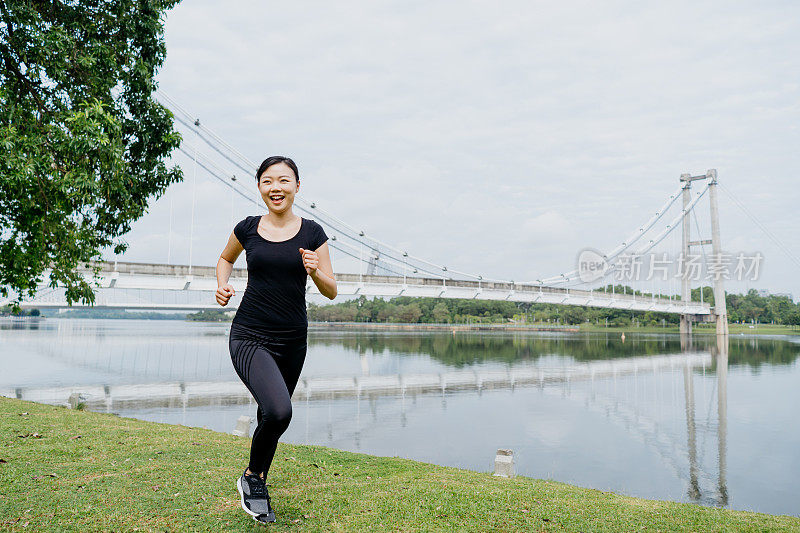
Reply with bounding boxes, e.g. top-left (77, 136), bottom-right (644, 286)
top-left (0, 0), bottom-right (183, 310)
top-left (397, 303), bottom-right (422, 323)
top-left (432, 302), bottom-right (450, 323)
top-left (787, 310), bottom-right (800, 329)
